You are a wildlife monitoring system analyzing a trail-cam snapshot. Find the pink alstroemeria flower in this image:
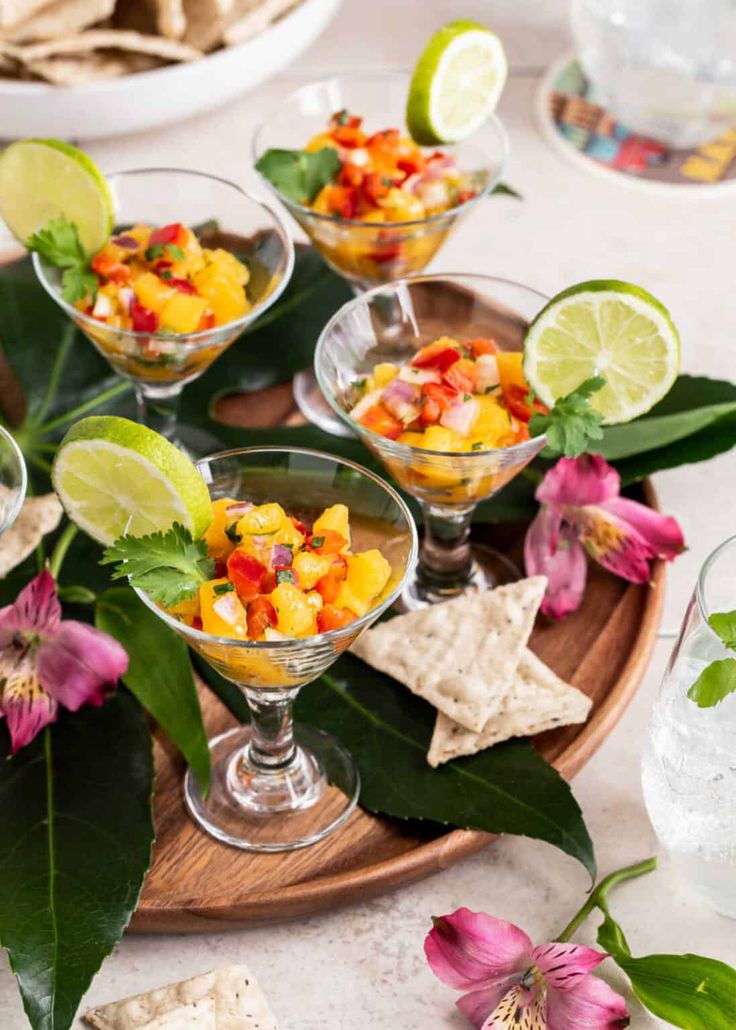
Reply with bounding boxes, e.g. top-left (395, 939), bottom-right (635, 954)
top-left (425, 908), bottom-right (630, 1029)
top-left (524, 454), bottom-right (684, 619)
top-left (0, 568), bottom-right (128, 754)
